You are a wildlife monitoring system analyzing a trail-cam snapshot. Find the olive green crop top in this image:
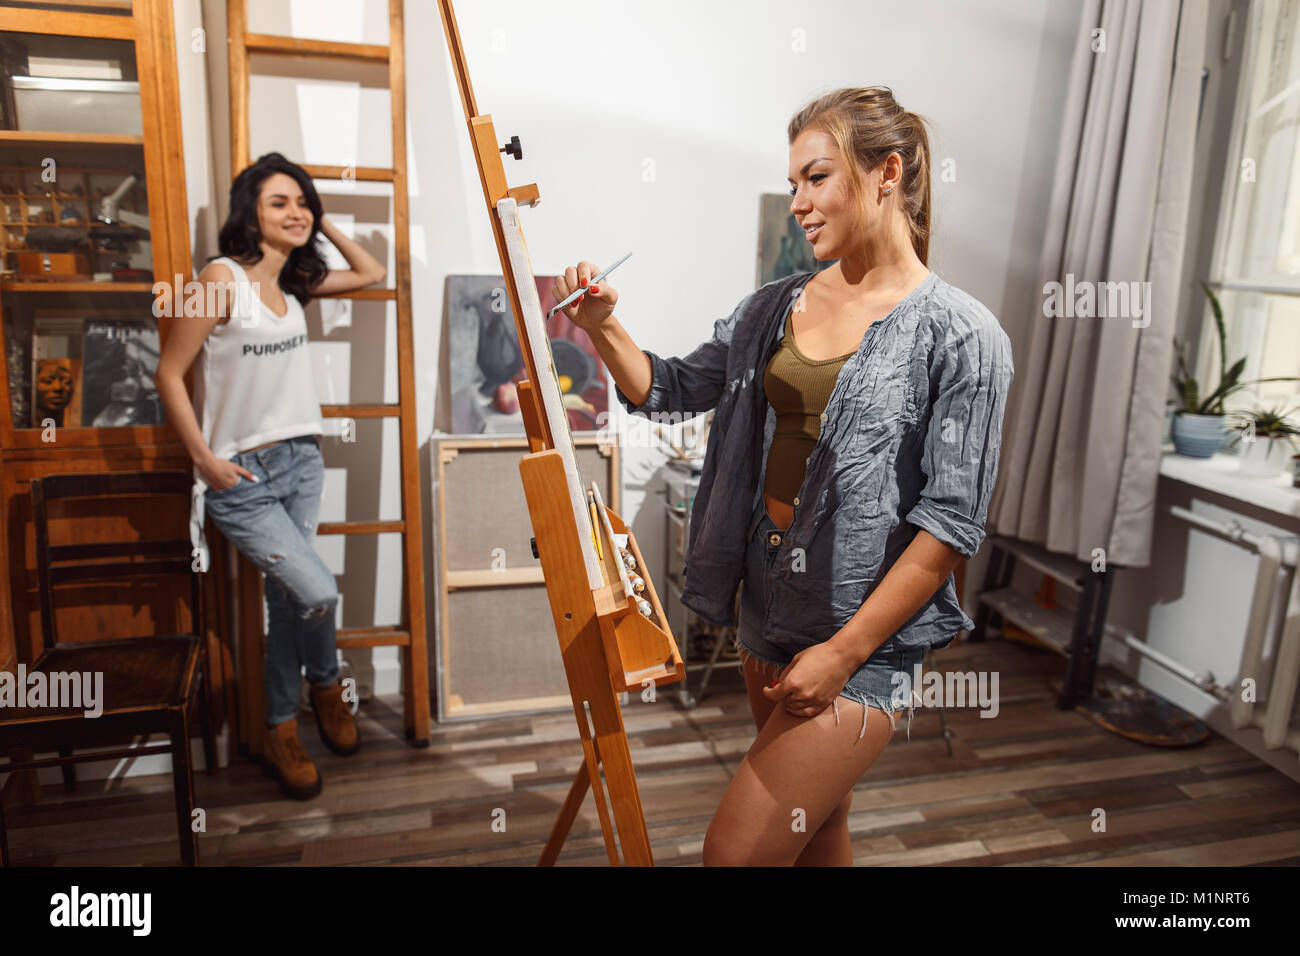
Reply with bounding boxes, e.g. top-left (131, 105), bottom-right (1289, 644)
top-left (762, 308), bottom-right (854, 505)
